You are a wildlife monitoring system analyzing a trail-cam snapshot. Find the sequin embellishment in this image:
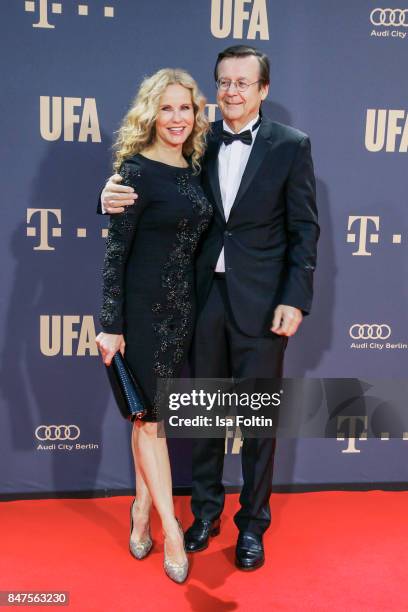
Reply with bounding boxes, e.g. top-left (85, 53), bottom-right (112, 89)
top-left (151, 172), bottom-right (212, 415)
top-left (99, 163), bottom-right (141, 330)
